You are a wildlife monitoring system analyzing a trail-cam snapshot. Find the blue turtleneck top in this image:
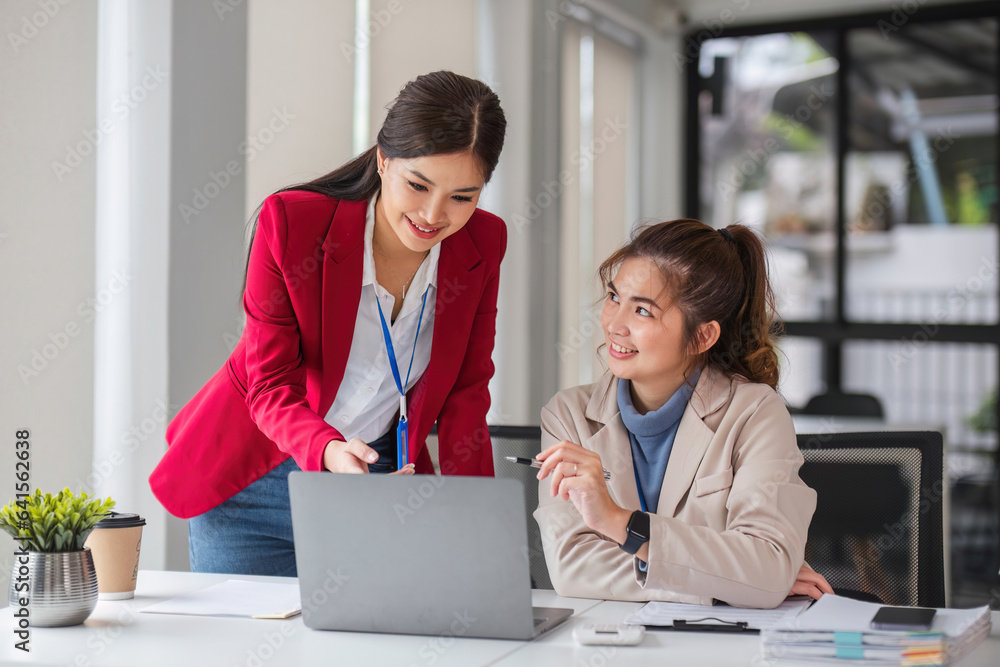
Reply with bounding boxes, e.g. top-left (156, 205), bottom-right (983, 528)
top-left (616, 369), bottom-right (701, 514)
